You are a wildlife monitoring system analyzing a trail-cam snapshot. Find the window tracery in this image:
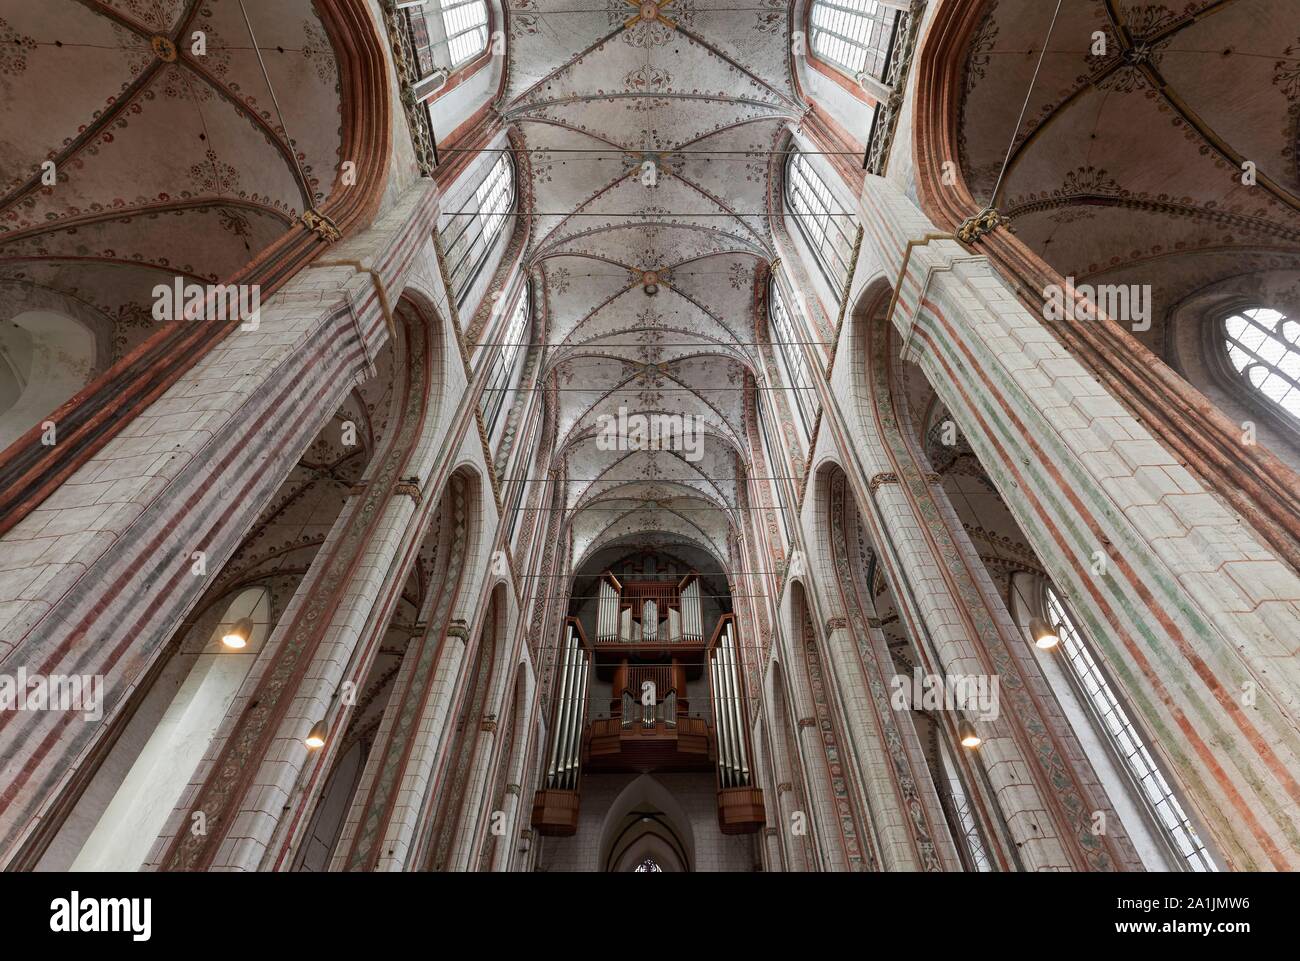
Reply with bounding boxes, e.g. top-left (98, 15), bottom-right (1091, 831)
top-left (809, 0), bottom-right (901, 81)
top-left (785, 151), bottom-right (854, 298)
top-left (444, 153), bottom-right (516, 307)
top-left (1045, 587), bottom-right (1216, 871)
top-left (1222, 307), bottom-right (1300, 422)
